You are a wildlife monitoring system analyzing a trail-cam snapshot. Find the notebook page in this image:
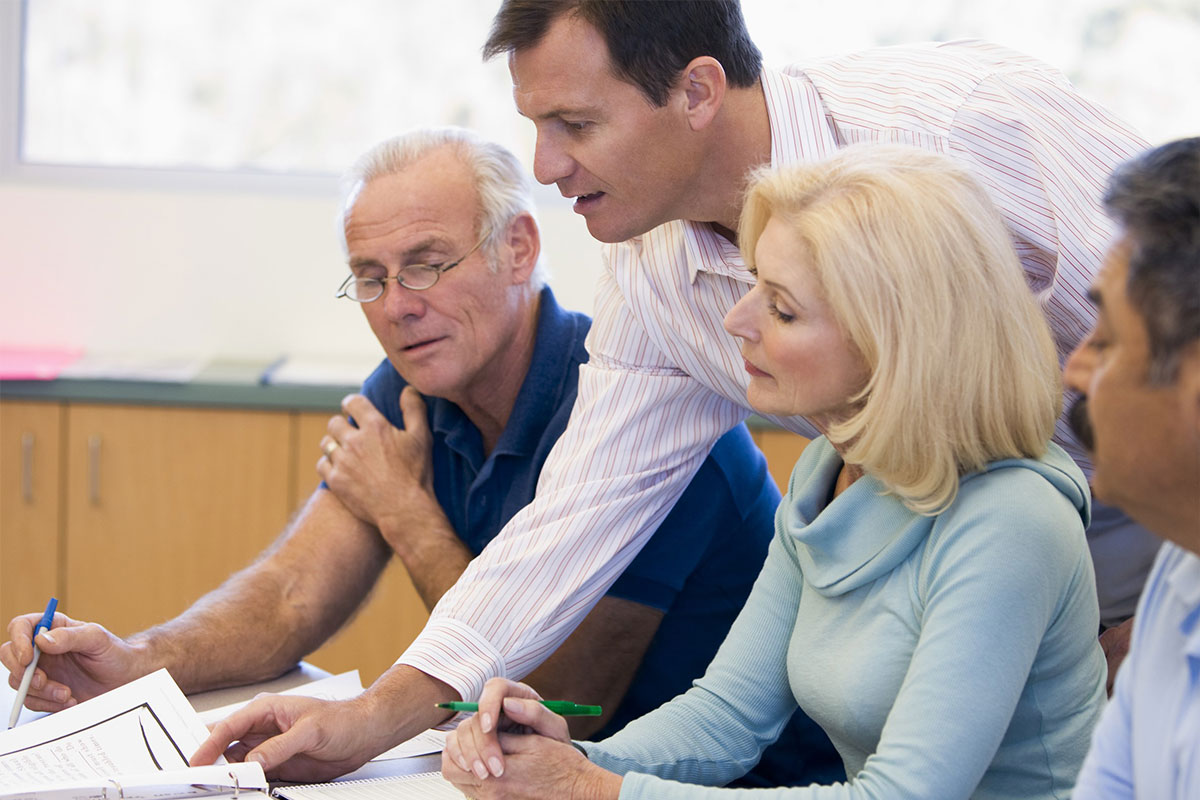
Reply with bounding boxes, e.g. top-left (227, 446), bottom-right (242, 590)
top-left (272, 772), bottom-right (462, 800)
